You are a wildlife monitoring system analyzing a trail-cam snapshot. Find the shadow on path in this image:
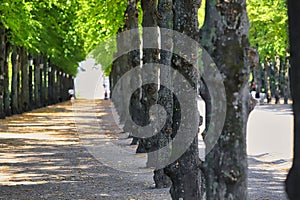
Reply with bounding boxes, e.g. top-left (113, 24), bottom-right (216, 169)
top-left (0, 100), bottom-right (292, 199)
